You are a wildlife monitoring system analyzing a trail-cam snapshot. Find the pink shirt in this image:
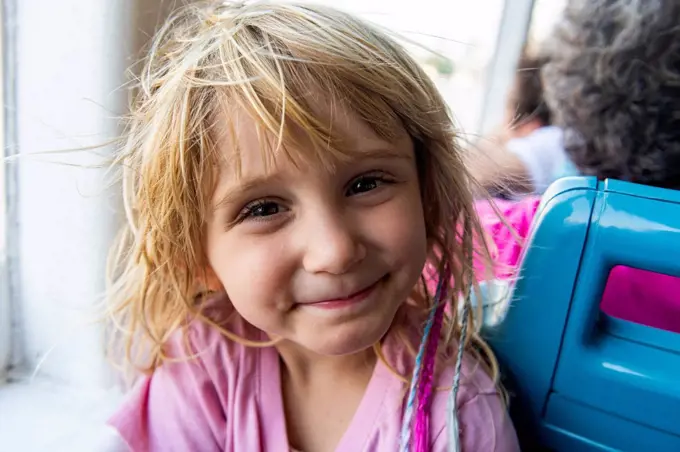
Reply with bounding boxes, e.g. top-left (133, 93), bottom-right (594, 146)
top-left (476, 197), bottom-right (680, 333)
top-left (108, 307), bottom-right (519, 451)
